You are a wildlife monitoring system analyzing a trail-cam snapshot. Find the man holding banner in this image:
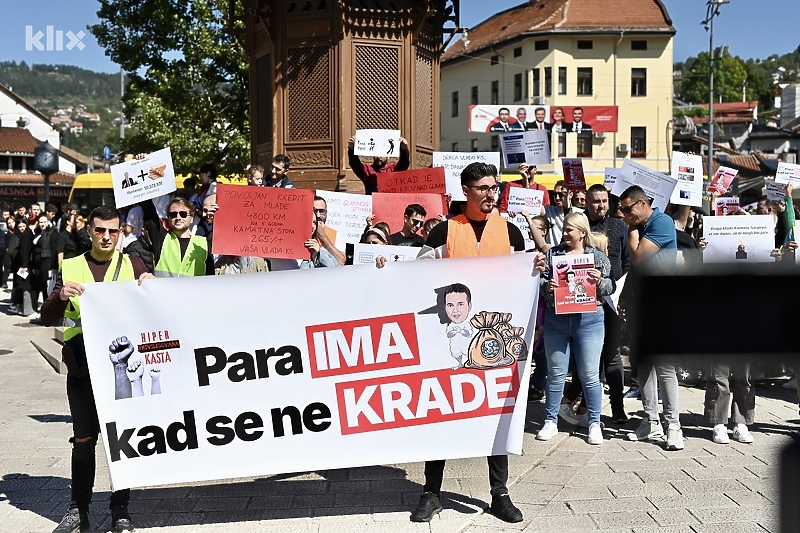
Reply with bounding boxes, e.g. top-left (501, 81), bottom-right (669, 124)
top-left (42, 206), bottom-right (154, 533)
top-left (401, 162), bottom-right (540, 524)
